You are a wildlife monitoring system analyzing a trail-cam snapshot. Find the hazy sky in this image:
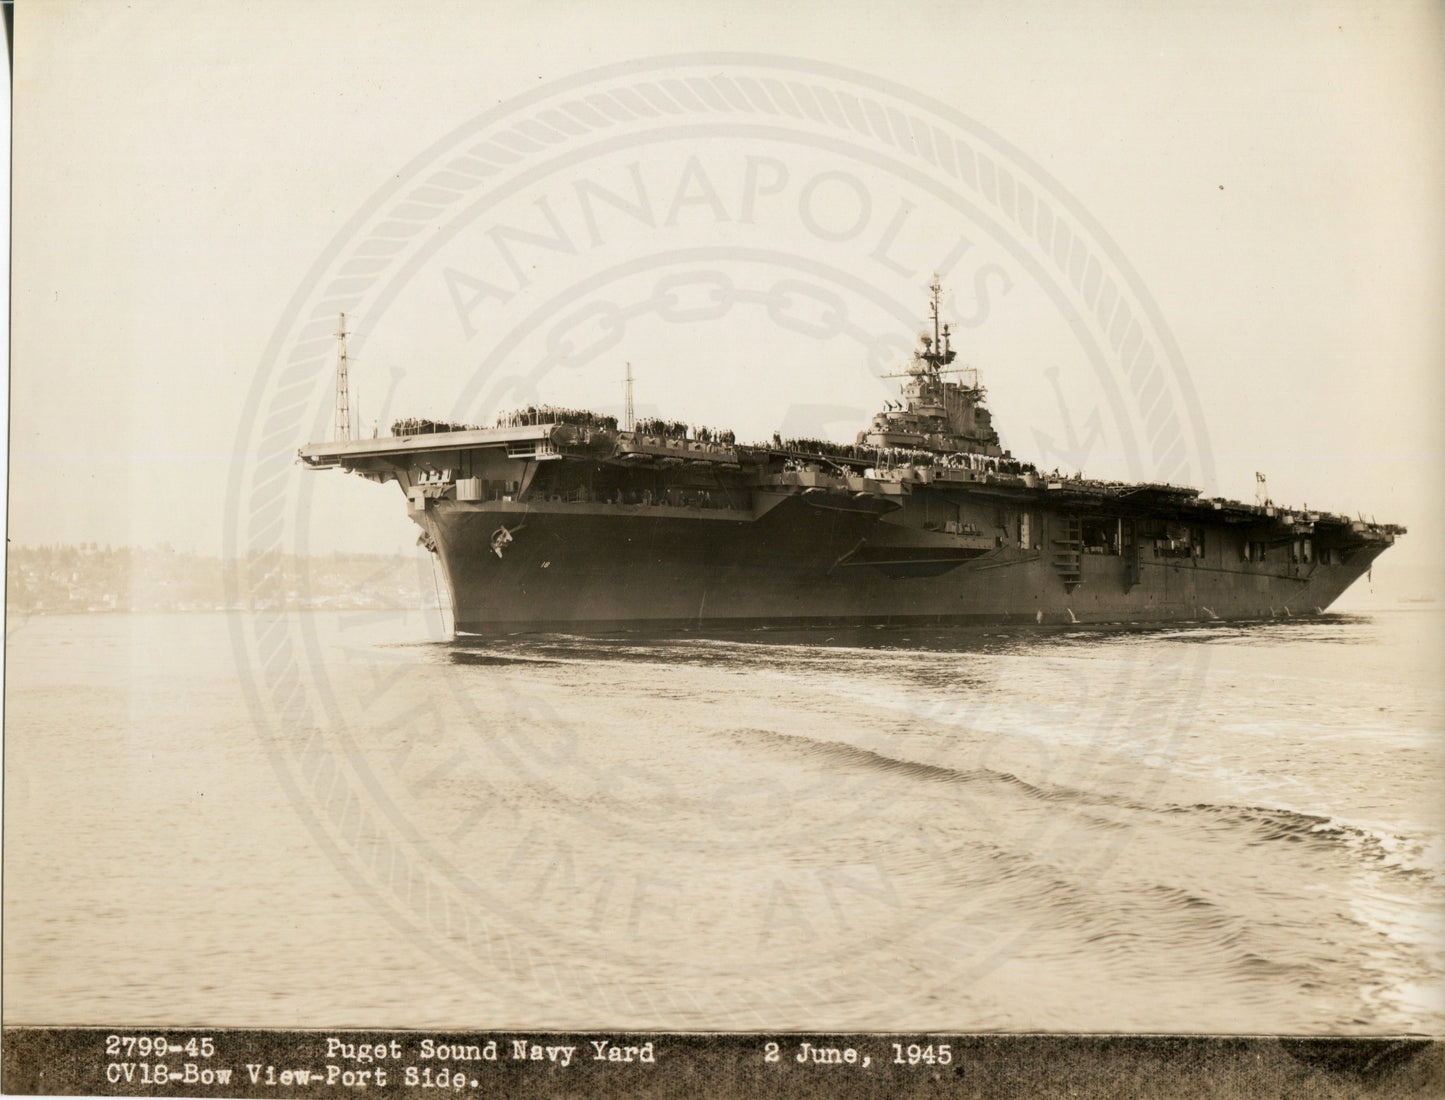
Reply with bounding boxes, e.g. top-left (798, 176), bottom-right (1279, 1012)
top-left (10, 0), bottom-right (1444, 599)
